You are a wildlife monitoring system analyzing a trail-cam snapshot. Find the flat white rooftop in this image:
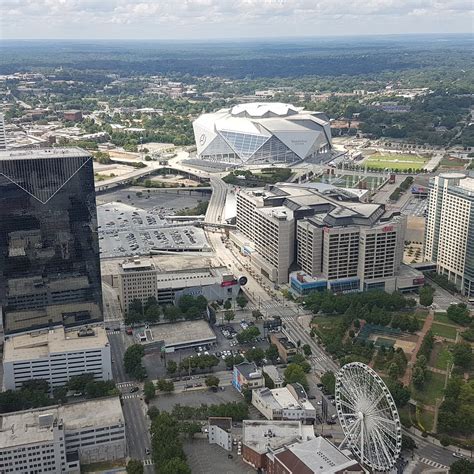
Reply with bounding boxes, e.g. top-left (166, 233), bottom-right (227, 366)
top-left (254, 386), bottom-right (314, 411)
top-left (141, 320), bottom-right (216, 348)
top-left (242, 420), bottom-right (314, 454)
top-left (3, 326), bottom-right (108, 363)
top-left (0, 397), bottom-right (123, 448)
